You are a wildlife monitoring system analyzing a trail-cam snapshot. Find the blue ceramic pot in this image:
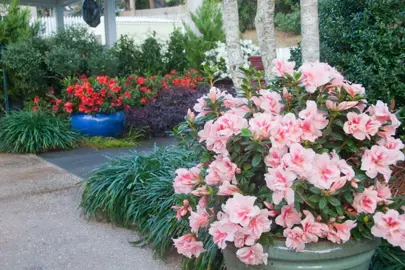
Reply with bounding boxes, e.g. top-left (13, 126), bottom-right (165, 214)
top-left (71, 111), bottom-right (125, 138)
